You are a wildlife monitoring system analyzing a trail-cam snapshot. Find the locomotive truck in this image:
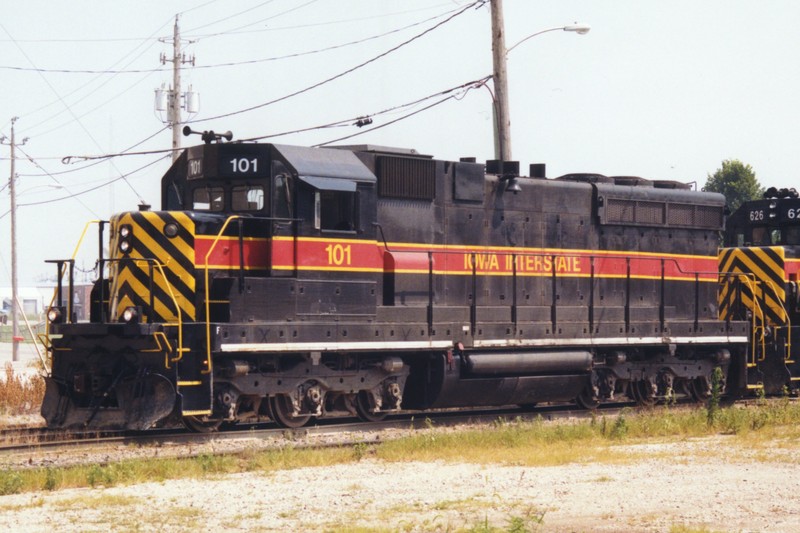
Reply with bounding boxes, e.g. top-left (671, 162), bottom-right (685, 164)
top-left (41, 134), bottom-right (753, 431)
